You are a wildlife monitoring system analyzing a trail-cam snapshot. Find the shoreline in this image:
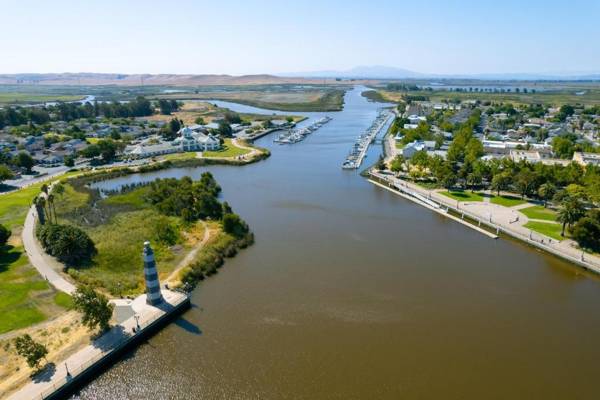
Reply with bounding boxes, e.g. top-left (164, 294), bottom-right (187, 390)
top-left (368, 170), bottom-right (600, 275)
